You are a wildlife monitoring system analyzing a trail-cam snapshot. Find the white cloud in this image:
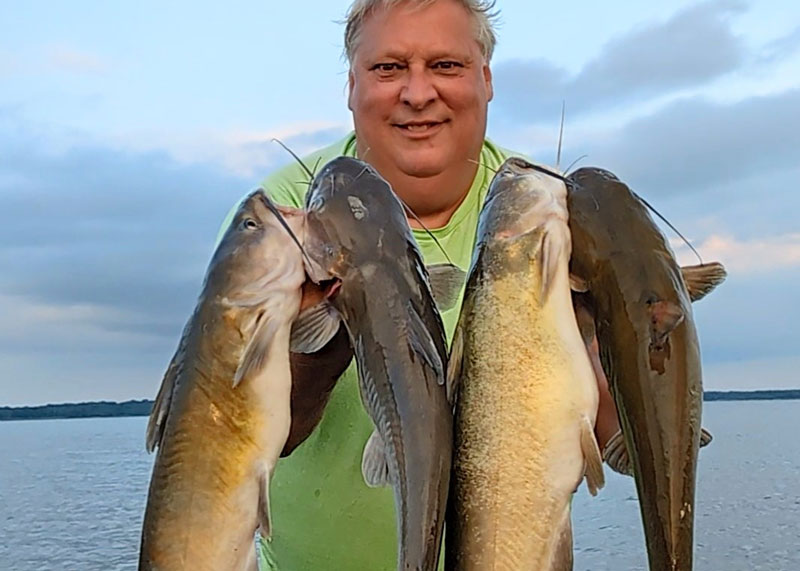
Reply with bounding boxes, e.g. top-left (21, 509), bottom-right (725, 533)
top-left (45, 45), bottom-right (109, 74)
top-left (673, 233), bottom-right (800, 273)
top-left (108, 120), bottom-right (350, 177)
